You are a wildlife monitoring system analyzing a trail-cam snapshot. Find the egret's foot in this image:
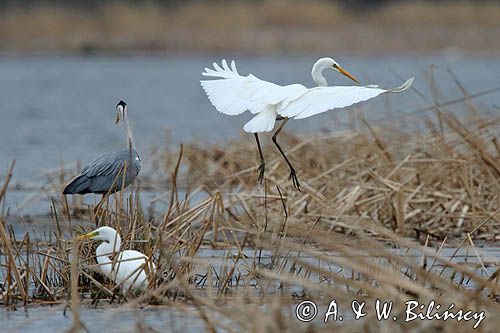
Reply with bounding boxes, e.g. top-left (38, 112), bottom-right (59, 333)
top-left (257, 162), bottom-right (265, 185)
top-left (288, 169), bottom-right (301, 191)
